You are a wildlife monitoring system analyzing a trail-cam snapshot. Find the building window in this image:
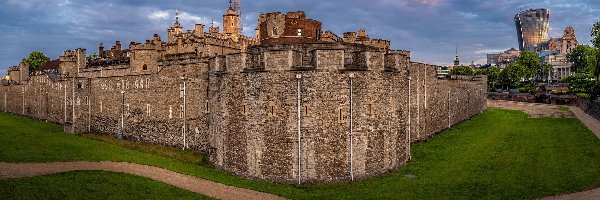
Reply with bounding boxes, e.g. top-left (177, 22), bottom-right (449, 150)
top-left (143, 64), bottom-right (148, 71)
top-left (297, 29), bottom-right (302, 36)
top-left (336, 107), bottom-right (347, 123)
top-left (146, 104), bottom-right (151, 117)
top-left (242, 102), bottom-right (247, 115)
top-left (303, 104), bottom-right (311, 117)
top-left (268, 102), bottom-right (276, 117)
top-left (205, 100), bottom-right (210, 114)
top-left (180, 105), bottom-right (184, 118)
